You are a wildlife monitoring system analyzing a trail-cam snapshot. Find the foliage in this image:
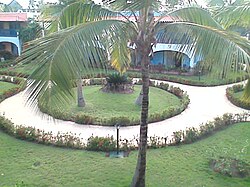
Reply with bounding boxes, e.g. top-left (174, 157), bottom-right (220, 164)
top-left (103, 72), bottom-right (133, 93)
top-left (226, 84), bottom-right (250, 109)
top-left (170, 113), bottom-right (246, 145)
top-left (19, 21), bottom-right (42, 43)
top-left (86, 135), bottom-right (116, 152)
top-left (210, 157), bottom-right (250, 178)
top-left (106, 72), bottom-right (130, 85)
top-left (0, 50), bottom-right (16, 60)
top-left (0, 121), bottom-right (249, 186)
top-left (0, 76), bottom-right (25, 102)
top-left (0, 113), bottom-right (249, 152)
